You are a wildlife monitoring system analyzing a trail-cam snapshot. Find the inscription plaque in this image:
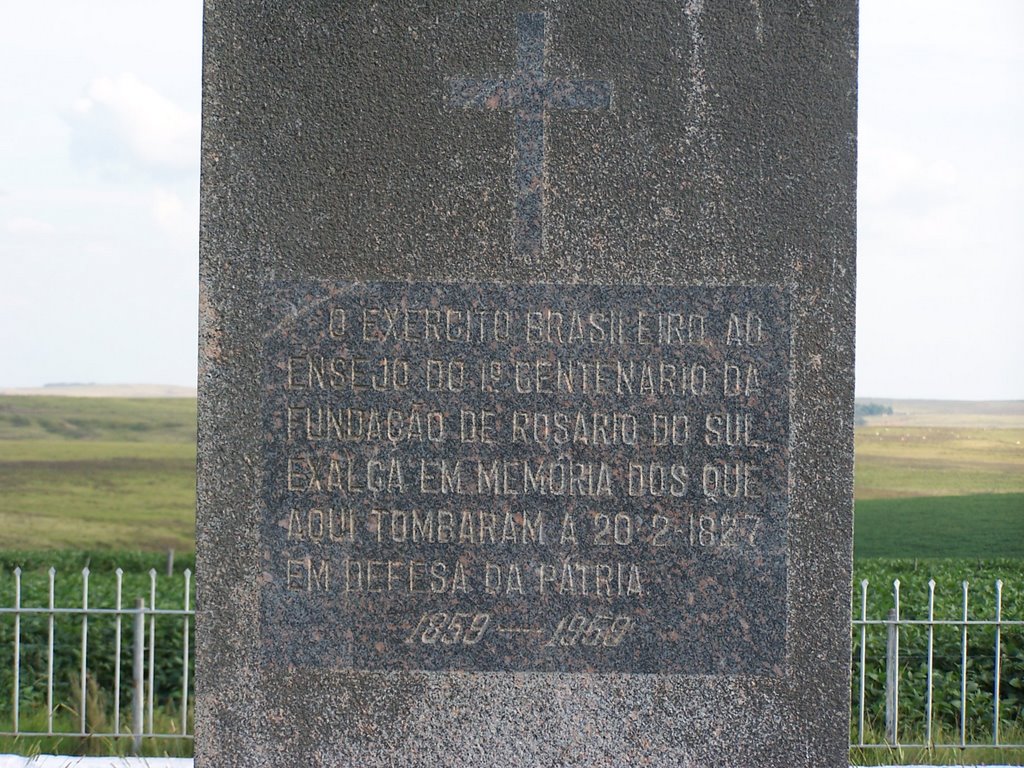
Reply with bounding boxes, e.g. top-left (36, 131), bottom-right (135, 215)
top-left (261, 281), bottom-right (790, 674)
